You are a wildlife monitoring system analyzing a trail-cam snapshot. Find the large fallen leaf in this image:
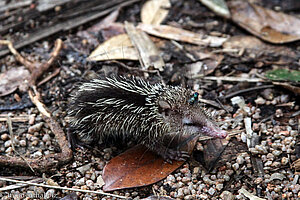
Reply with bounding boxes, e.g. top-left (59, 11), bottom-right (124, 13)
top-left (223, 36), bottom-right (297, 64)
top-left (125, 22), bottom-right (164, 71)
top-left (88, 34), bottom-right (138, 61)
top-left (103, 136), bottom-right (198, 191)
top-left (102, 145), bottom-right (183, 191)
top-left (0, 66), bottom-right (30, 97)
top-left (198, 0), bottom-right (230, 18)
top-left (138, 23), bottom-right (228, 47)
top-left (223, 36), bottom-right (296, 57)
top-left (228, 1), bottom-right (300, 43)
top-left (141, 0), bottom-right (171, 25)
